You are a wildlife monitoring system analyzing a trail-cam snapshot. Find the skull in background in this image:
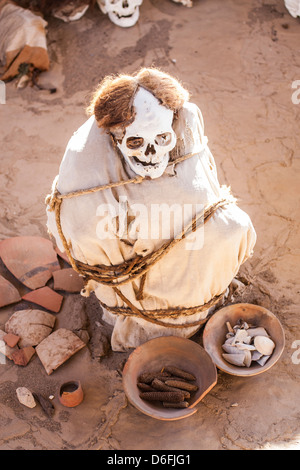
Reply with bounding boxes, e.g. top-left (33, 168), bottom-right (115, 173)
top-left (97, 0), bottom-right (143, 27)
top-left (113, 87), bottom-right (177, 179)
